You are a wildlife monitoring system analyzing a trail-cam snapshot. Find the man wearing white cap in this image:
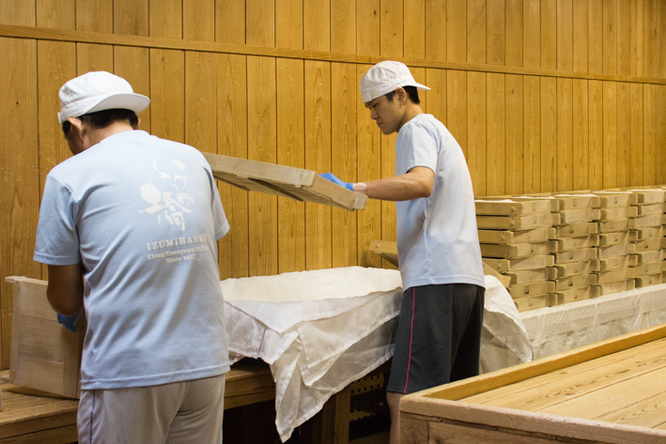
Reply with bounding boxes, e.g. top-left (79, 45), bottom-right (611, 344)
top-left (322, 61), bottom-right (485, 443)
top-left (34, 71), bottom-right (230, 443)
